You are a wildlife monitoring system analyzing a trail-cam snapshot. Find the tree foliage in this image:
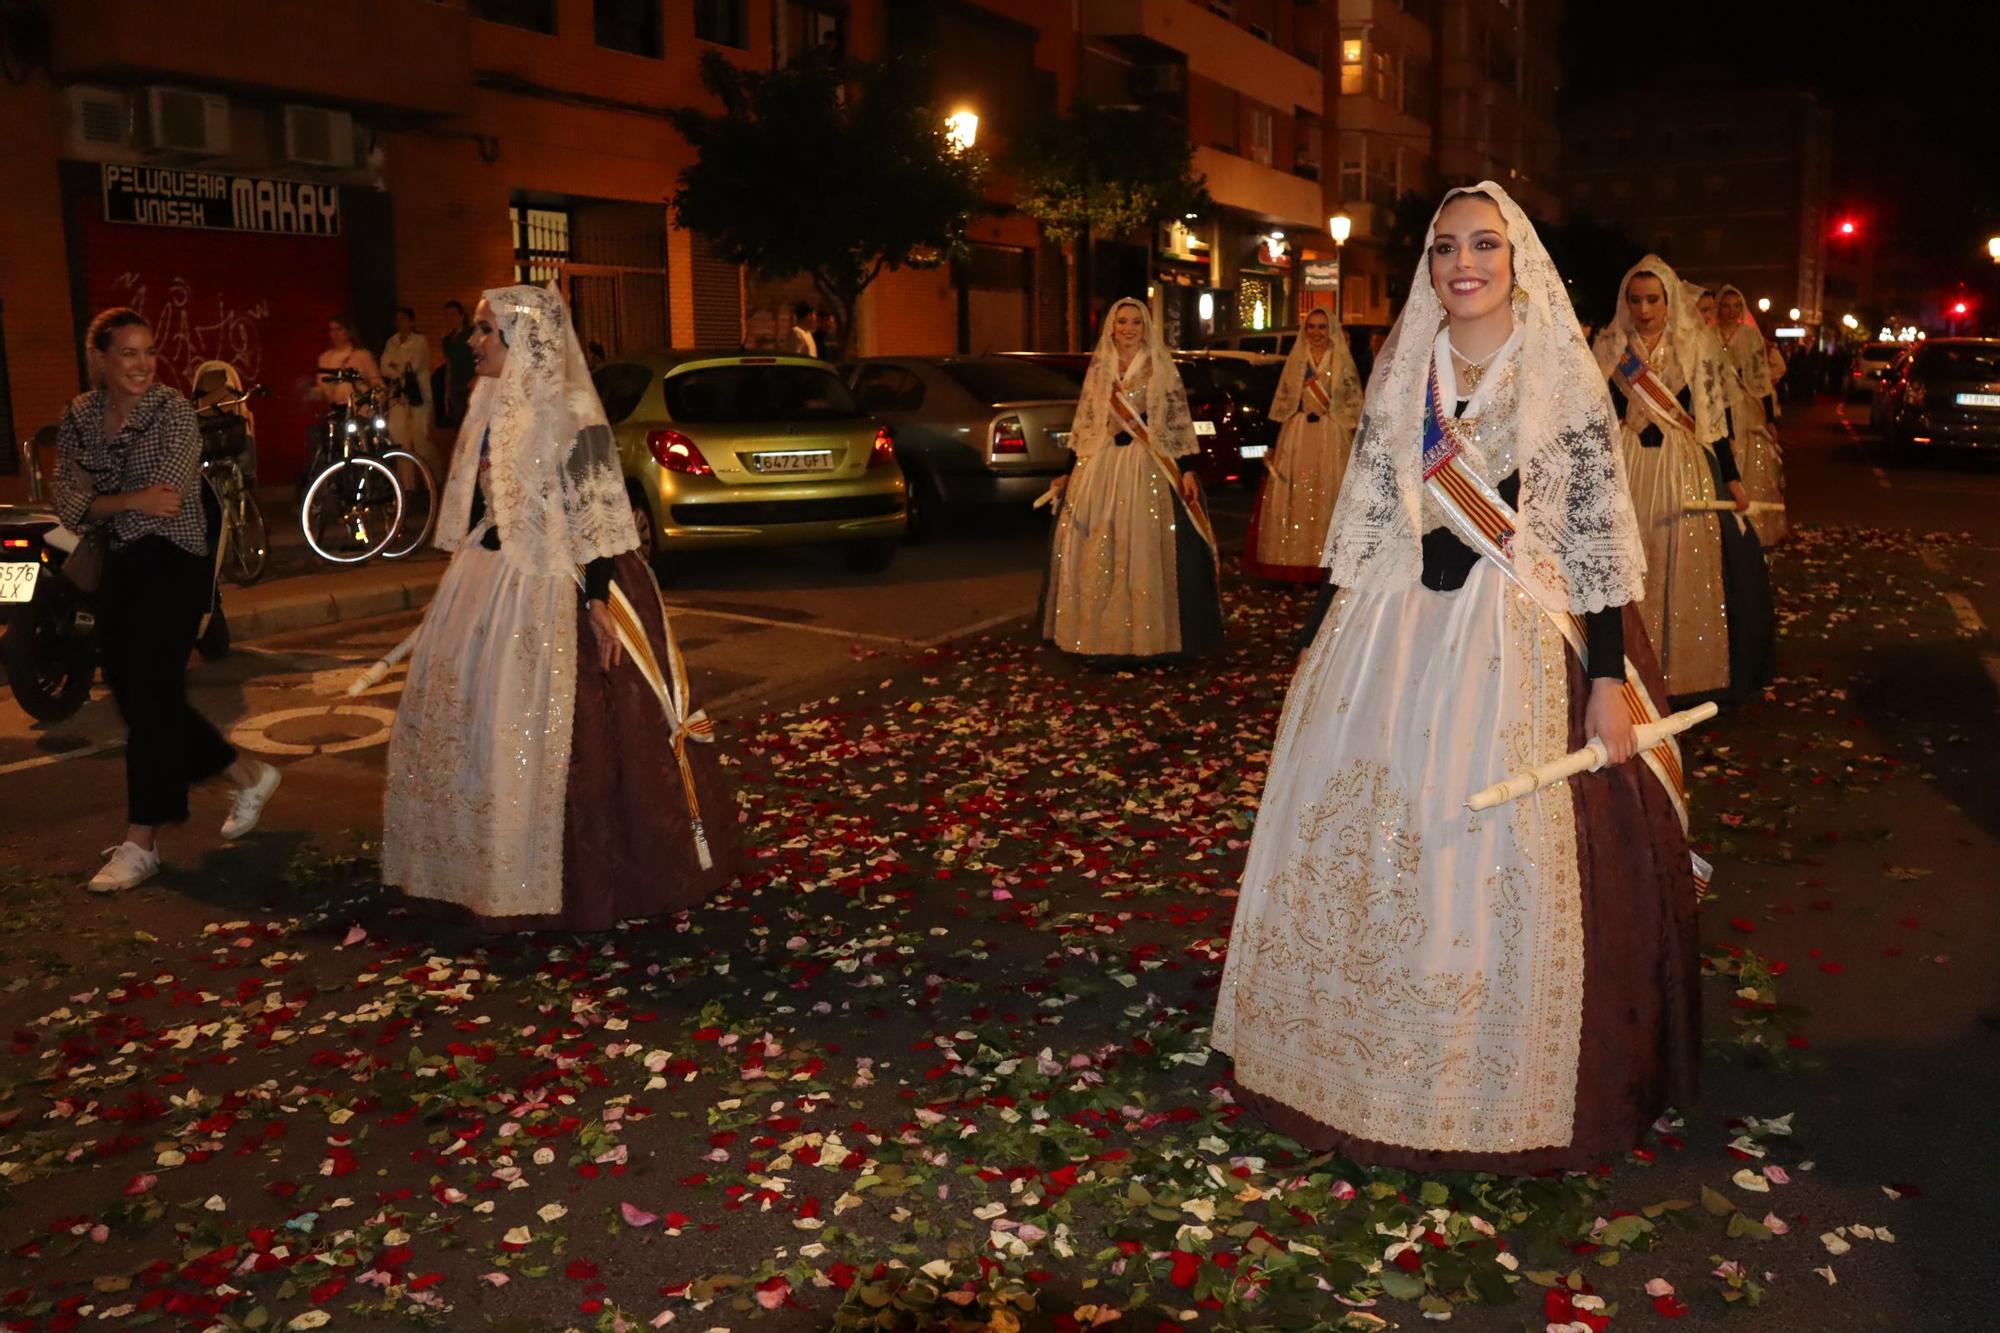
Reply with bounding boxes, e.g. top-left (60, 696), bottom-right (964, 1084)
top-left (668, 53), bottom-right (987, 337)
top-left (1010, 103), bottom-right (1211, 244)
